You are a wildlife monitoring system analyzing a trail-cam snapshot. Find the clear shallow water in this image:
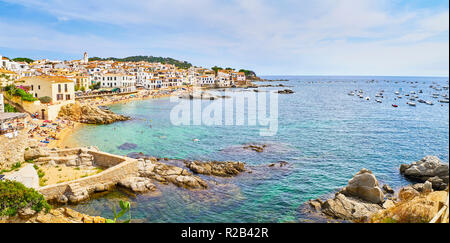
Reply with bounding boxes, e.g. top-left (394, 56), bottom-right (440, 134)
top-left (68, 76), bottom-right (449, 222)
